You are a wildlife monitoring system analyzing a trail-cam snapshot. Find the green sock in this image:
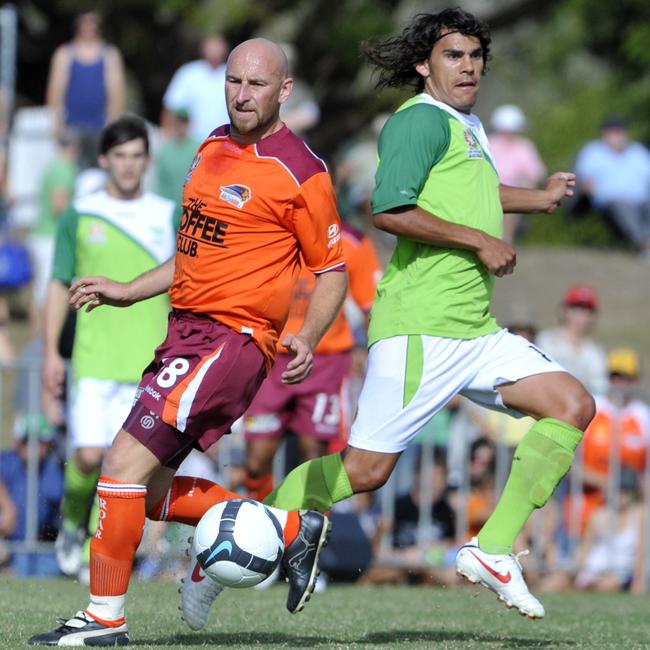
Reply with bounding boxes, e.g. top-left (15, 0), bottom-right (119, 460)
top-left (478, 418), bottom-right (583, 555)
top-left (61, 461), bottom-right (99, 532)
top-left (264, 452), bottom-right (354, 512)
